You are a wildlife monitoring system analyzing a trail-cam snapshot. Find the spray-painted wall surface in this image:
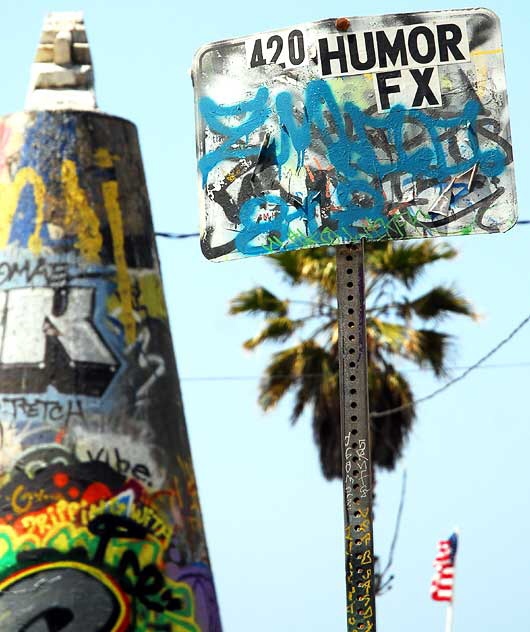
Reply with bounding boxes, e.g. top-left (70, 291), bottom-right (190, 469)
top-left (0, 111), bottom-right (221, 631)
top-left (193, 8), bottom-right (516, 261)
